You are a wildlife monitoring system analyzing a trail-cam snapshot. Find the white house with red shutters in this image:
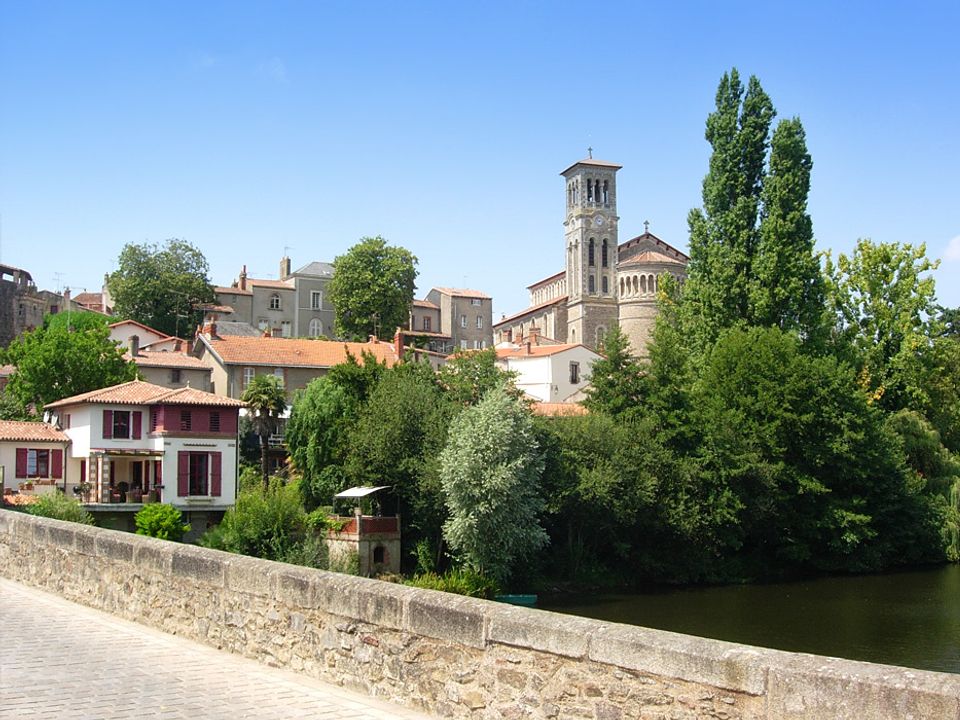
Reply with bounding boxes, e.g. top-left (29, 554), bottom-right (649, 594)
top-left (43, 380), bottom-right (244, 509)
top-left (0, 421), bottom-right (70, 498)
